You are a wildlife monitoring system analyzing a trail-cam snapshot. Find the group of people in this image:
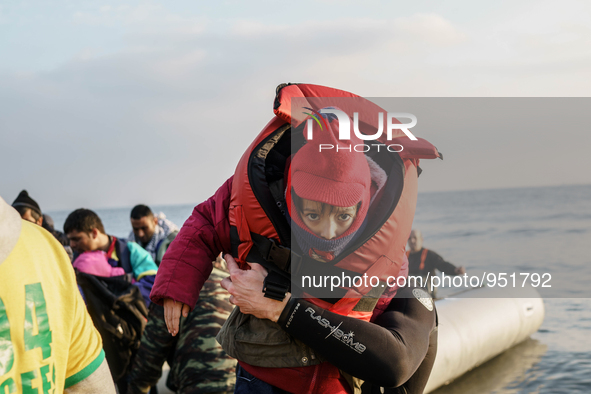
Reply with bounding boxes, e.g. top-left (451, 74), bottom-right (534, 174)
top-left (2, 83), bottom-right (467, 394)
top-left (4, 191), bottom-right (236, 393)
